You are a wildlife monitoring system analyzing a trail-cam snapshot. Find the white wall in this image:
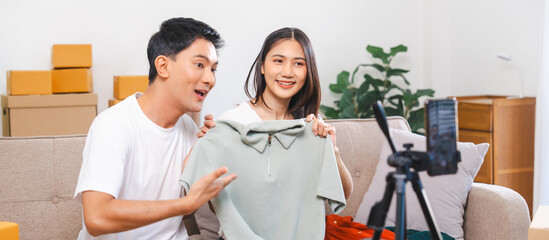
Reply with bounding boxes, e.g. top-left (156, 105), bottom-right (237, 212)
top-left (423, 0), bottom-right (544, 98)
top-left (0, 0), bottom-right (544, 137)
